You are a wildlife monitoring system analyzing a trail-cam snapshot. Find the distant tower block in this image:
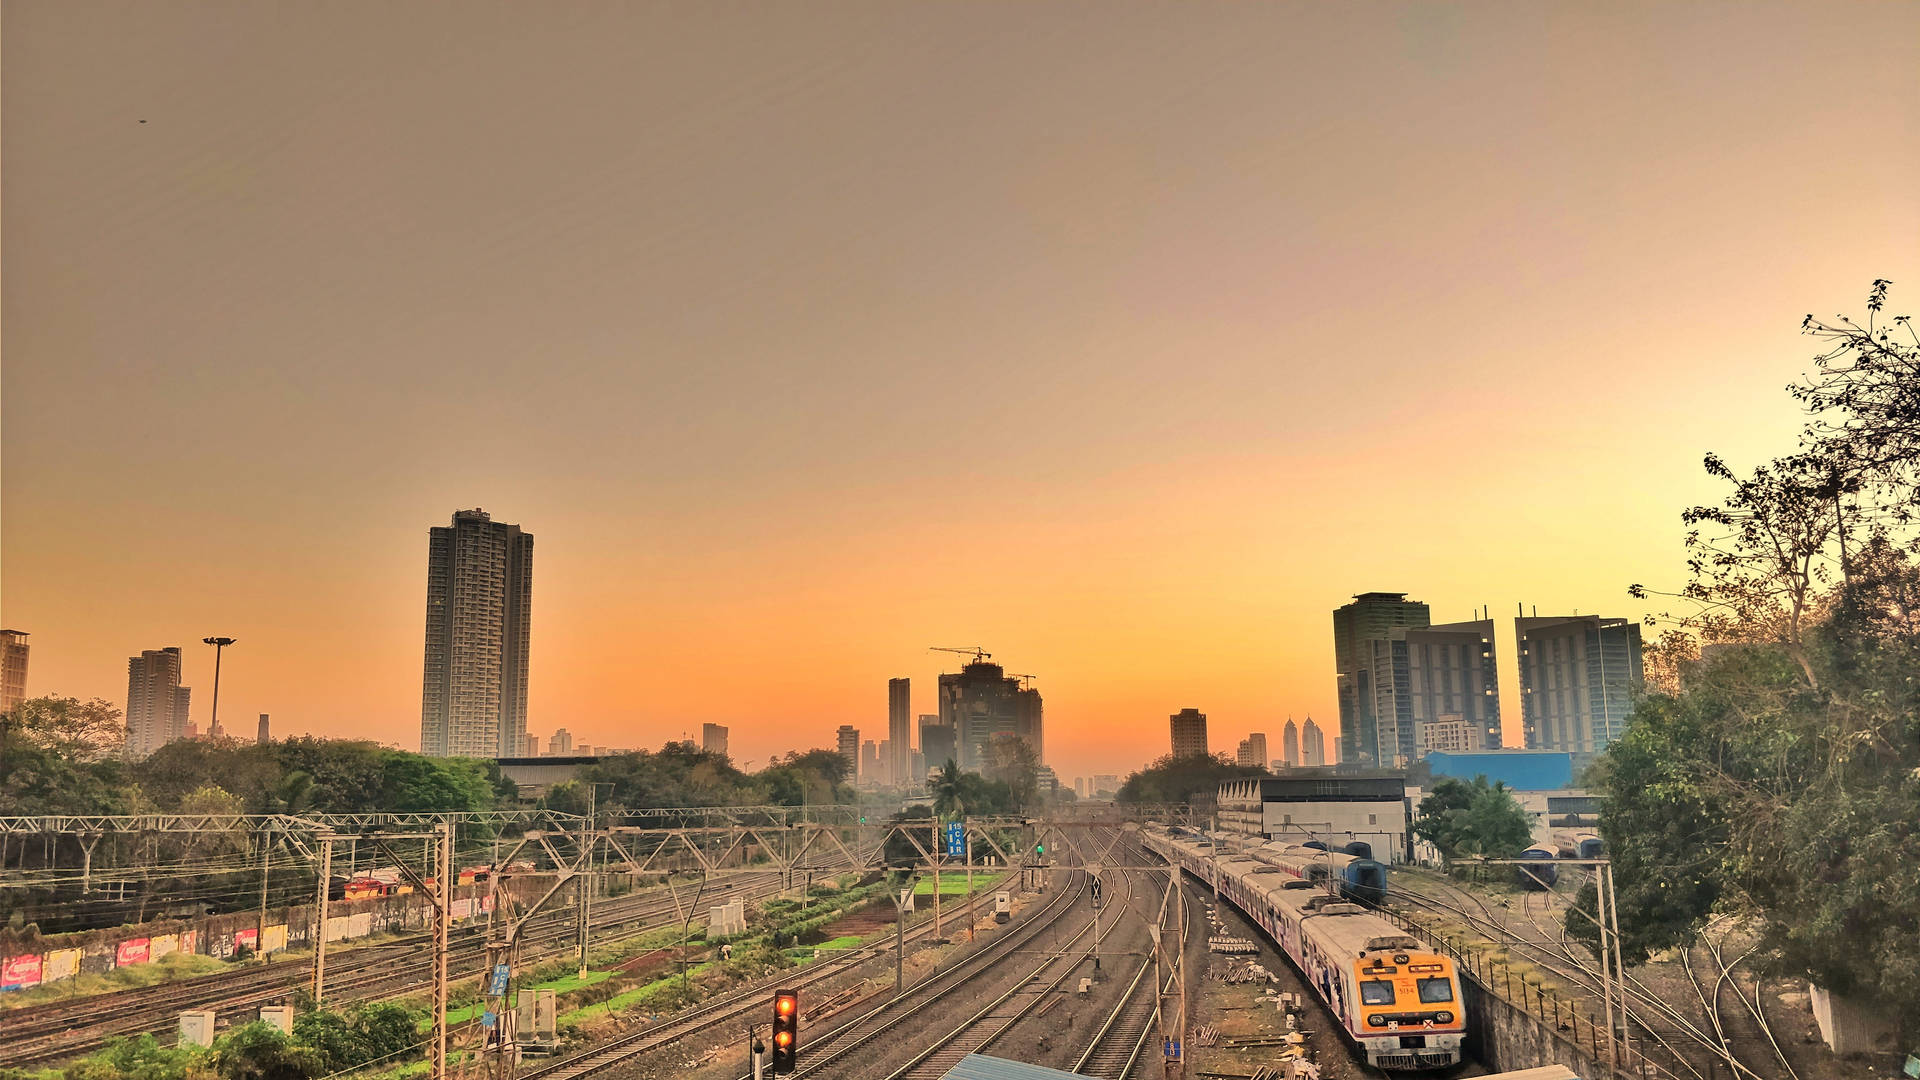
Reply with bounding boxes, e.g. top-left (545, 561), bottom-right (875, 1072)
top-left (257, 713), bottom-right (270, 745)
